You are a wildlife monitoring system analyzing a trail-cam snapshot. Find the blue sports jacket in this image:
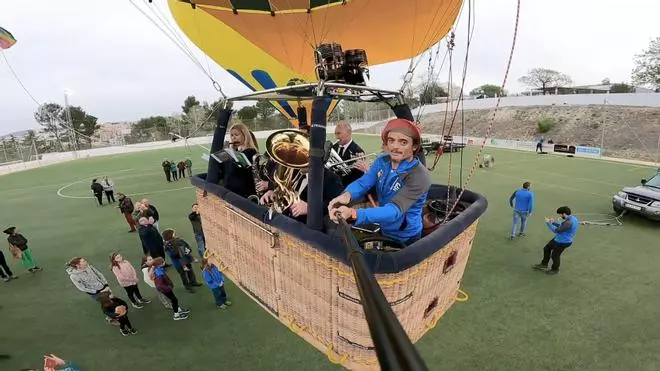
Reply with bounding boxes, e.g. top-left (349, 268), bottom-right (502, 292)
top-left (546, 215), bottom-right (579, 244)
top-left (345, 154), bottom-right (431, 242)
top-left (509, 188), bottom-right (534, 213)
